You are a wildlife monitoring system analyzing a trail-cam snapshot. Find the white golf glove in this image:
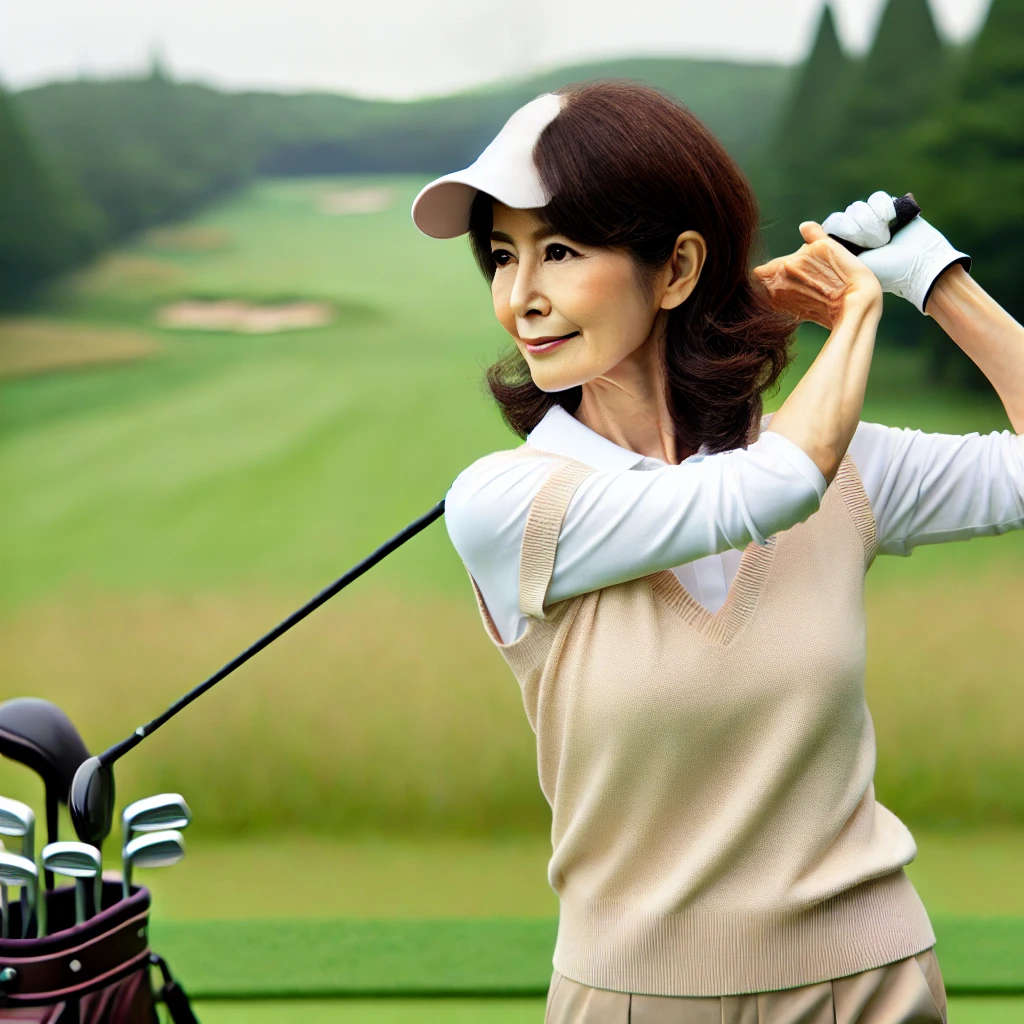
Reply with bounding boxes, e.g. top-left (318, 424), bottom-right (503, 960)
top-left (821, 191), bottom-right (971, 313)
